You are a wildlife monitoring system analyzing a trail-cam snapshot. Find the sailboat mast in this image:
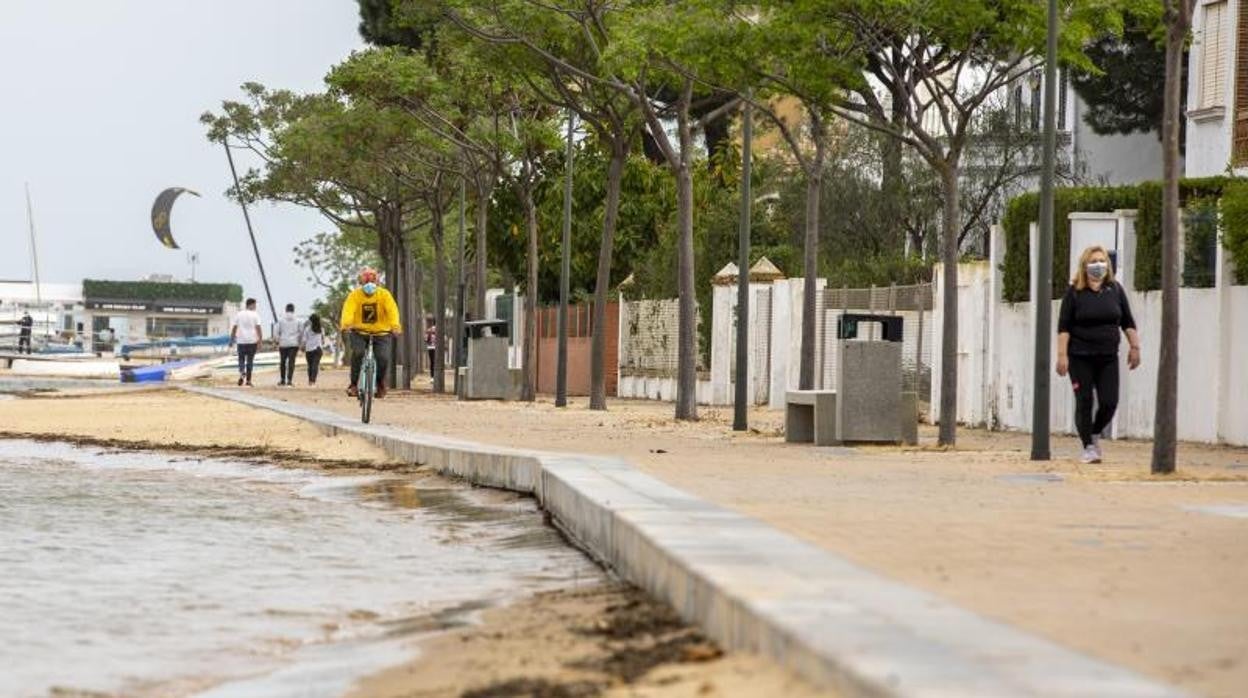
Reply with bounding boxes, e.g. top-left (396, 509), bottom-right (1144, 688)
top-left (25, 182), bottom-right (42, 306)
